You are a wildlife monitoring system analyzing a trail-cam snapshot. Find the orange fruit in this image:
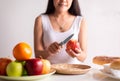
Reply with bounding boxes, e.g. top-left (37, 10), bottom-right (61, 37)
top-left (13, 42), bottom-right (32, 61)
top-left (41, 59), bottom-right (51, 74)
